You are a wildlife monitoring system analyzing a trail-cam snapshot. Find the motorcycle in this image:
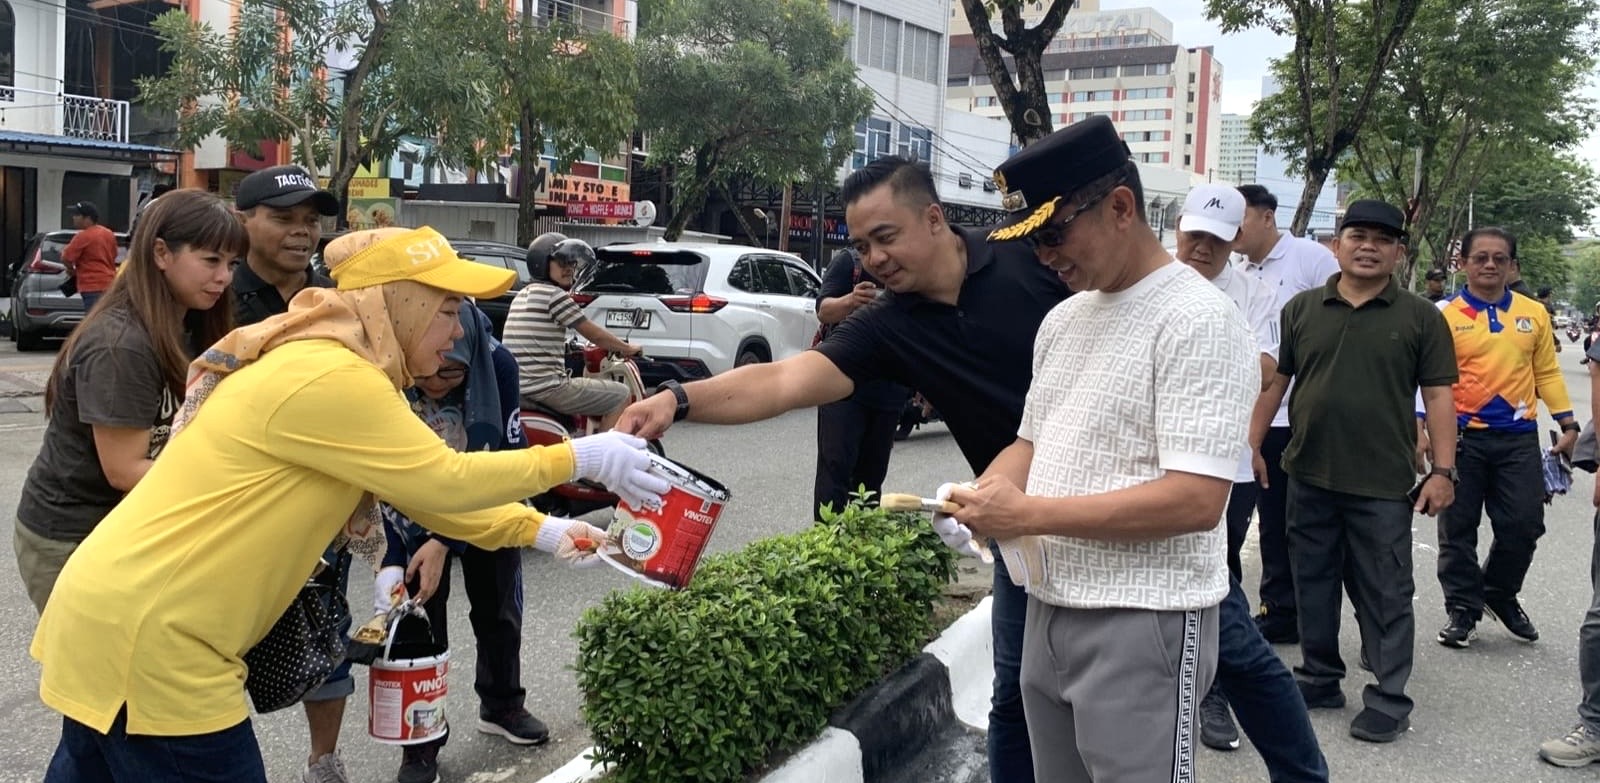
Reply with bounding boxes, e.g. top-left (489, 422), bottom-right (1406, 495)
top-left (521, 340), bottom-right (664, 517)
top-left (1569, 325), bottom-right (1583, 344)
top-left (895, 392), bottom-right (942, 441)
